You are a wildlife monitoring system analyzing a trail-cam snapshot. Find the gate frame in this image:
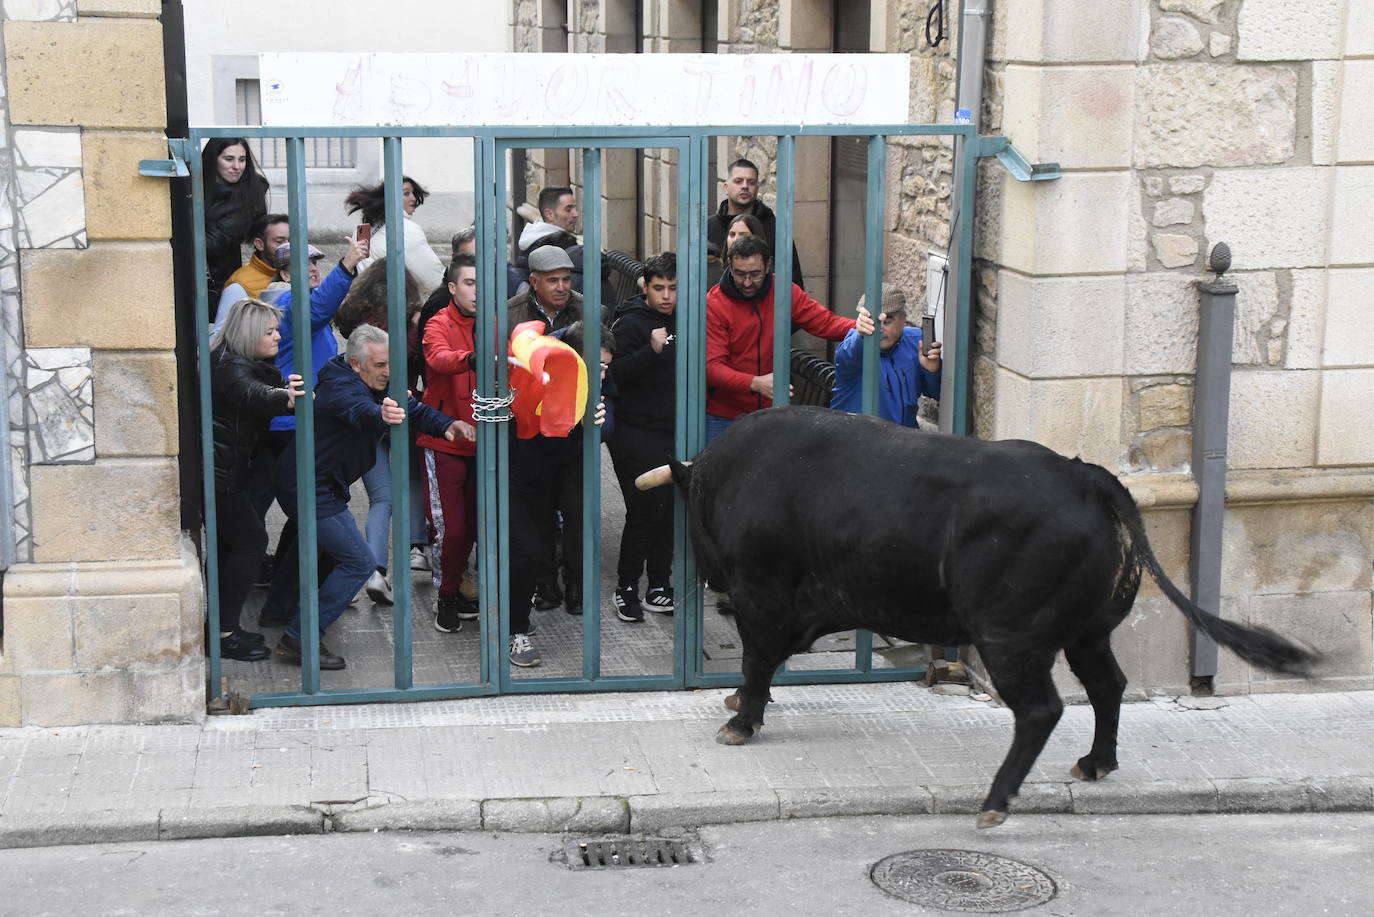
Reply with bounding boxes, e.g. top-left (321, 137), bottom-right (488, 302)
top-left (168, 122), bottom-right (1055, 709)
